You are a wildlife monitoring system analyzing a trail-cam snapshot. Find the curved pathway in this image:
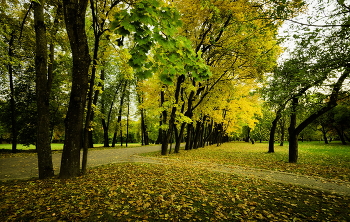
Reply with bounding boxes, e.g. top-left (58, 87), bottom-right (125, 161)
top-left (0, 145), bottom-right (161, 181)
top-left (1, 145), bottom-right (350, 196)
